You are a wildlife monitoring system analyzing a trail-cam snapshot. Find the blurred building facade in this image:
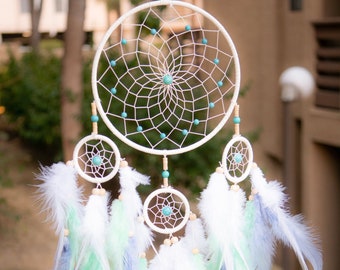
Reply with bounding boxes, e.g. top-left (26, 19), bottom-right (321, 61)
top-left (203, 1), bottom-right (339, 269)
top-left (0, 0), bottom-right (339, 269)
